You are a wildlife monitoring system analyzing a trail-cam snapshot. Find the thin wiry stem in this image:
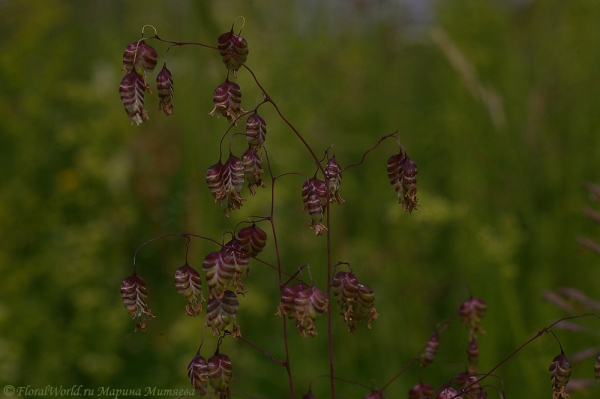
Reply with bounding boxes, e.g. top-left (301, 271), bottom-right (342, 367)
top-left (340, 132), bottom-right (399, 174)
top-left (263, 145), bottom-right (295, 398)
top-left (236, 335), bottom-right (286, 366)
top-left (326, 201), bottom-right (335, 398)
top-left (133, 233), bottom-right (221, 271)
